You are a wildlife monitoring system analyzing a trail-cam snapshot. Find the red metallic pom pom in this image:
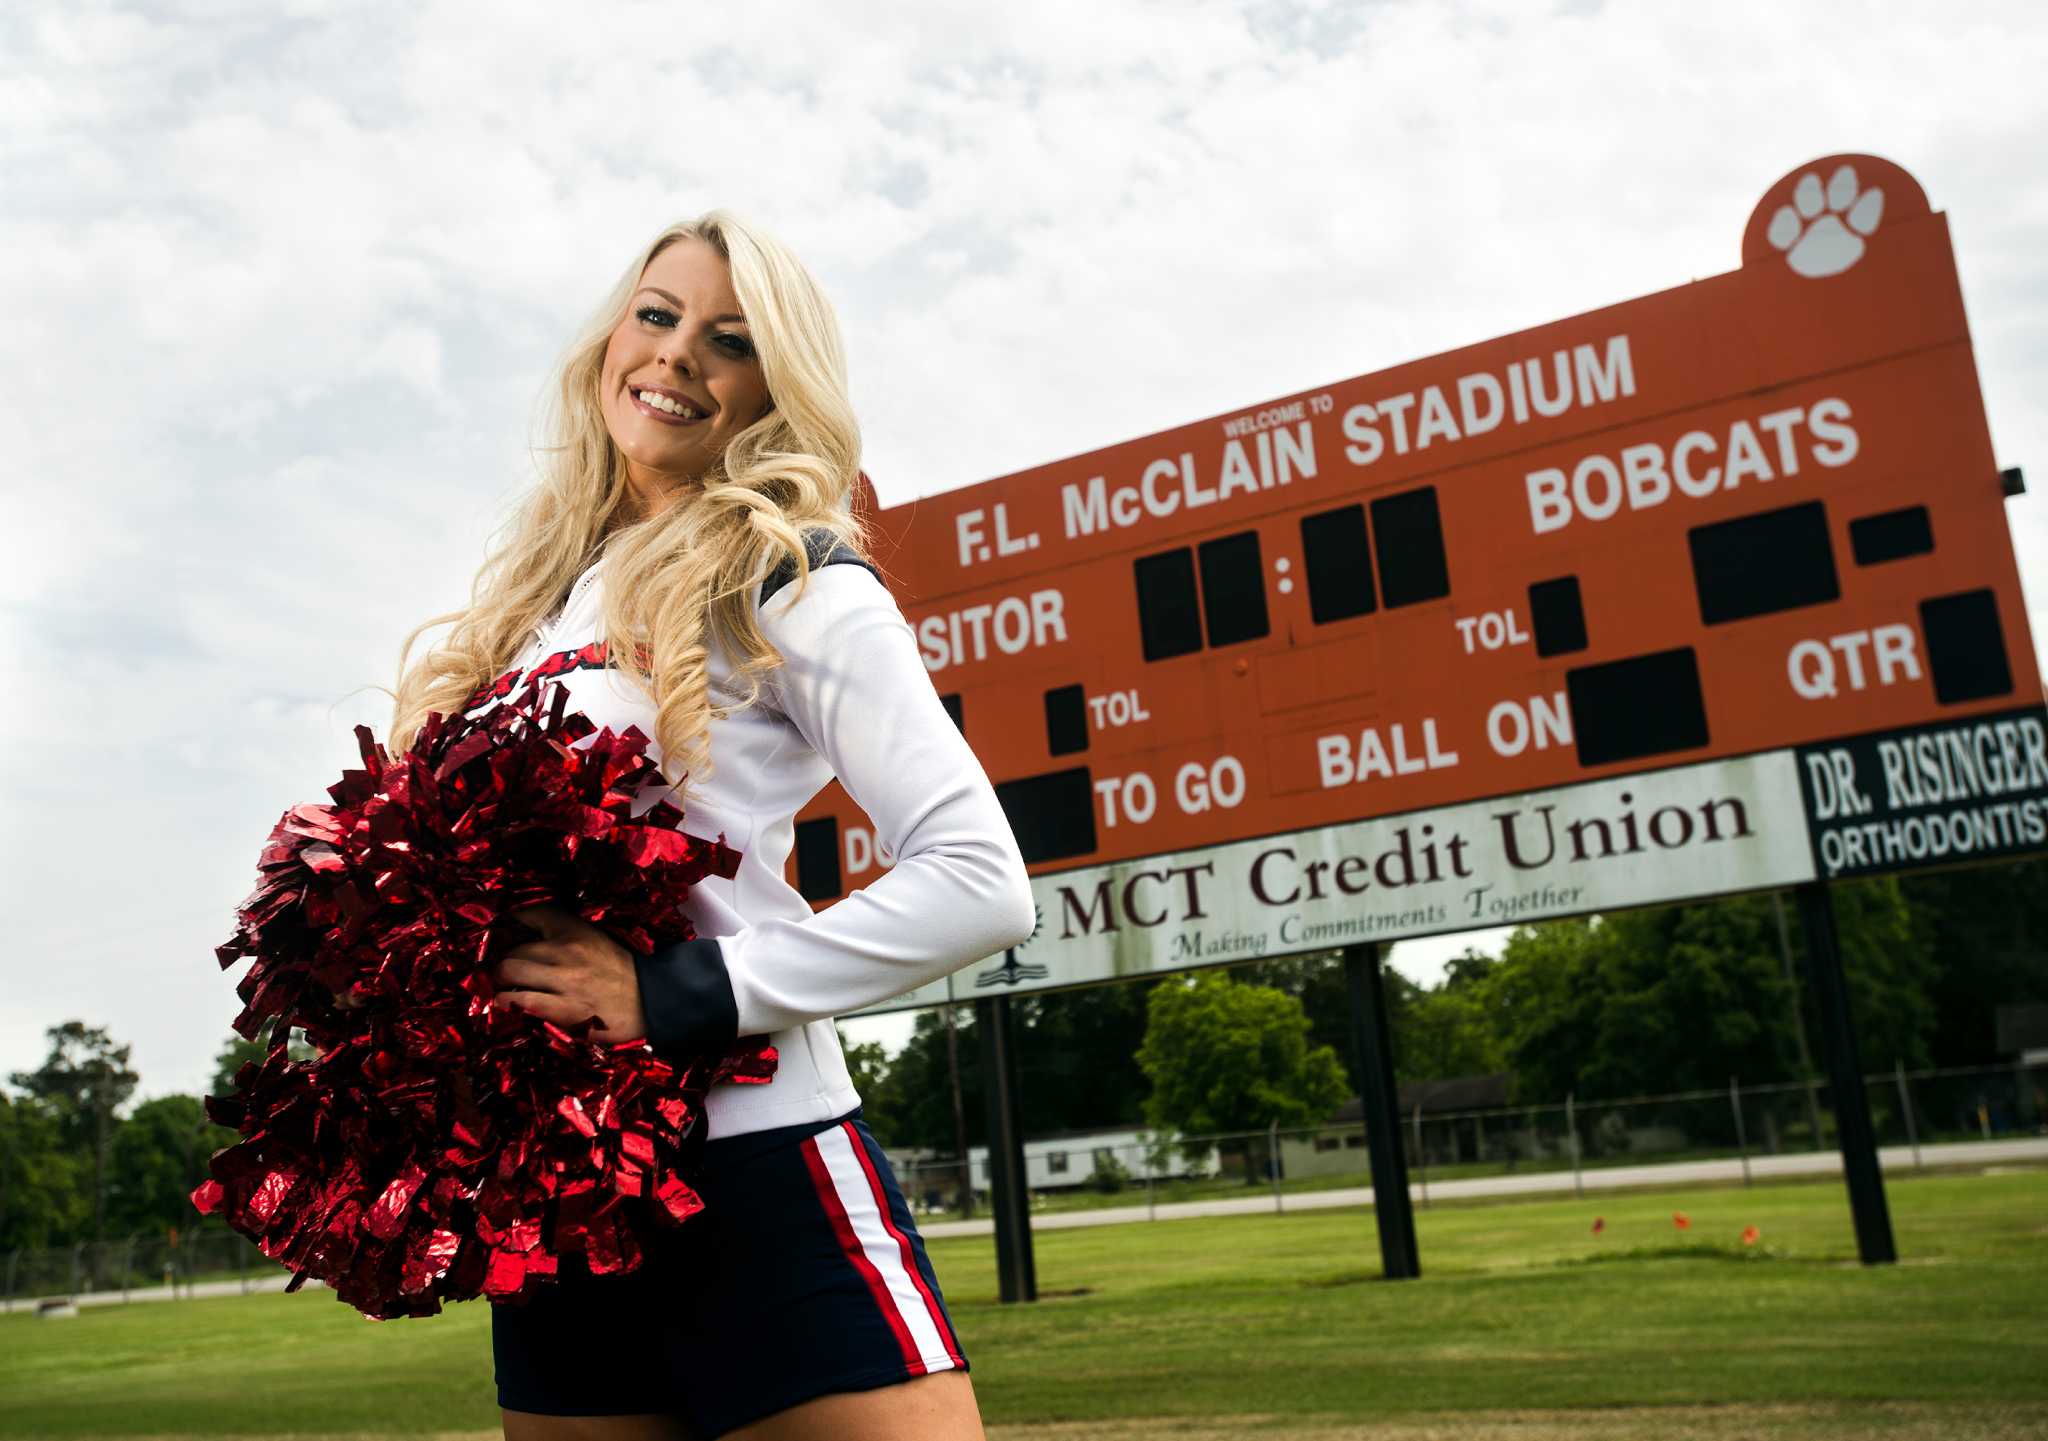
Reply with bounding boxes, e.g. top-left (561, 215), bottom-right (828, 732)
top-left (194, 676), bottom-right (775, 1319)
